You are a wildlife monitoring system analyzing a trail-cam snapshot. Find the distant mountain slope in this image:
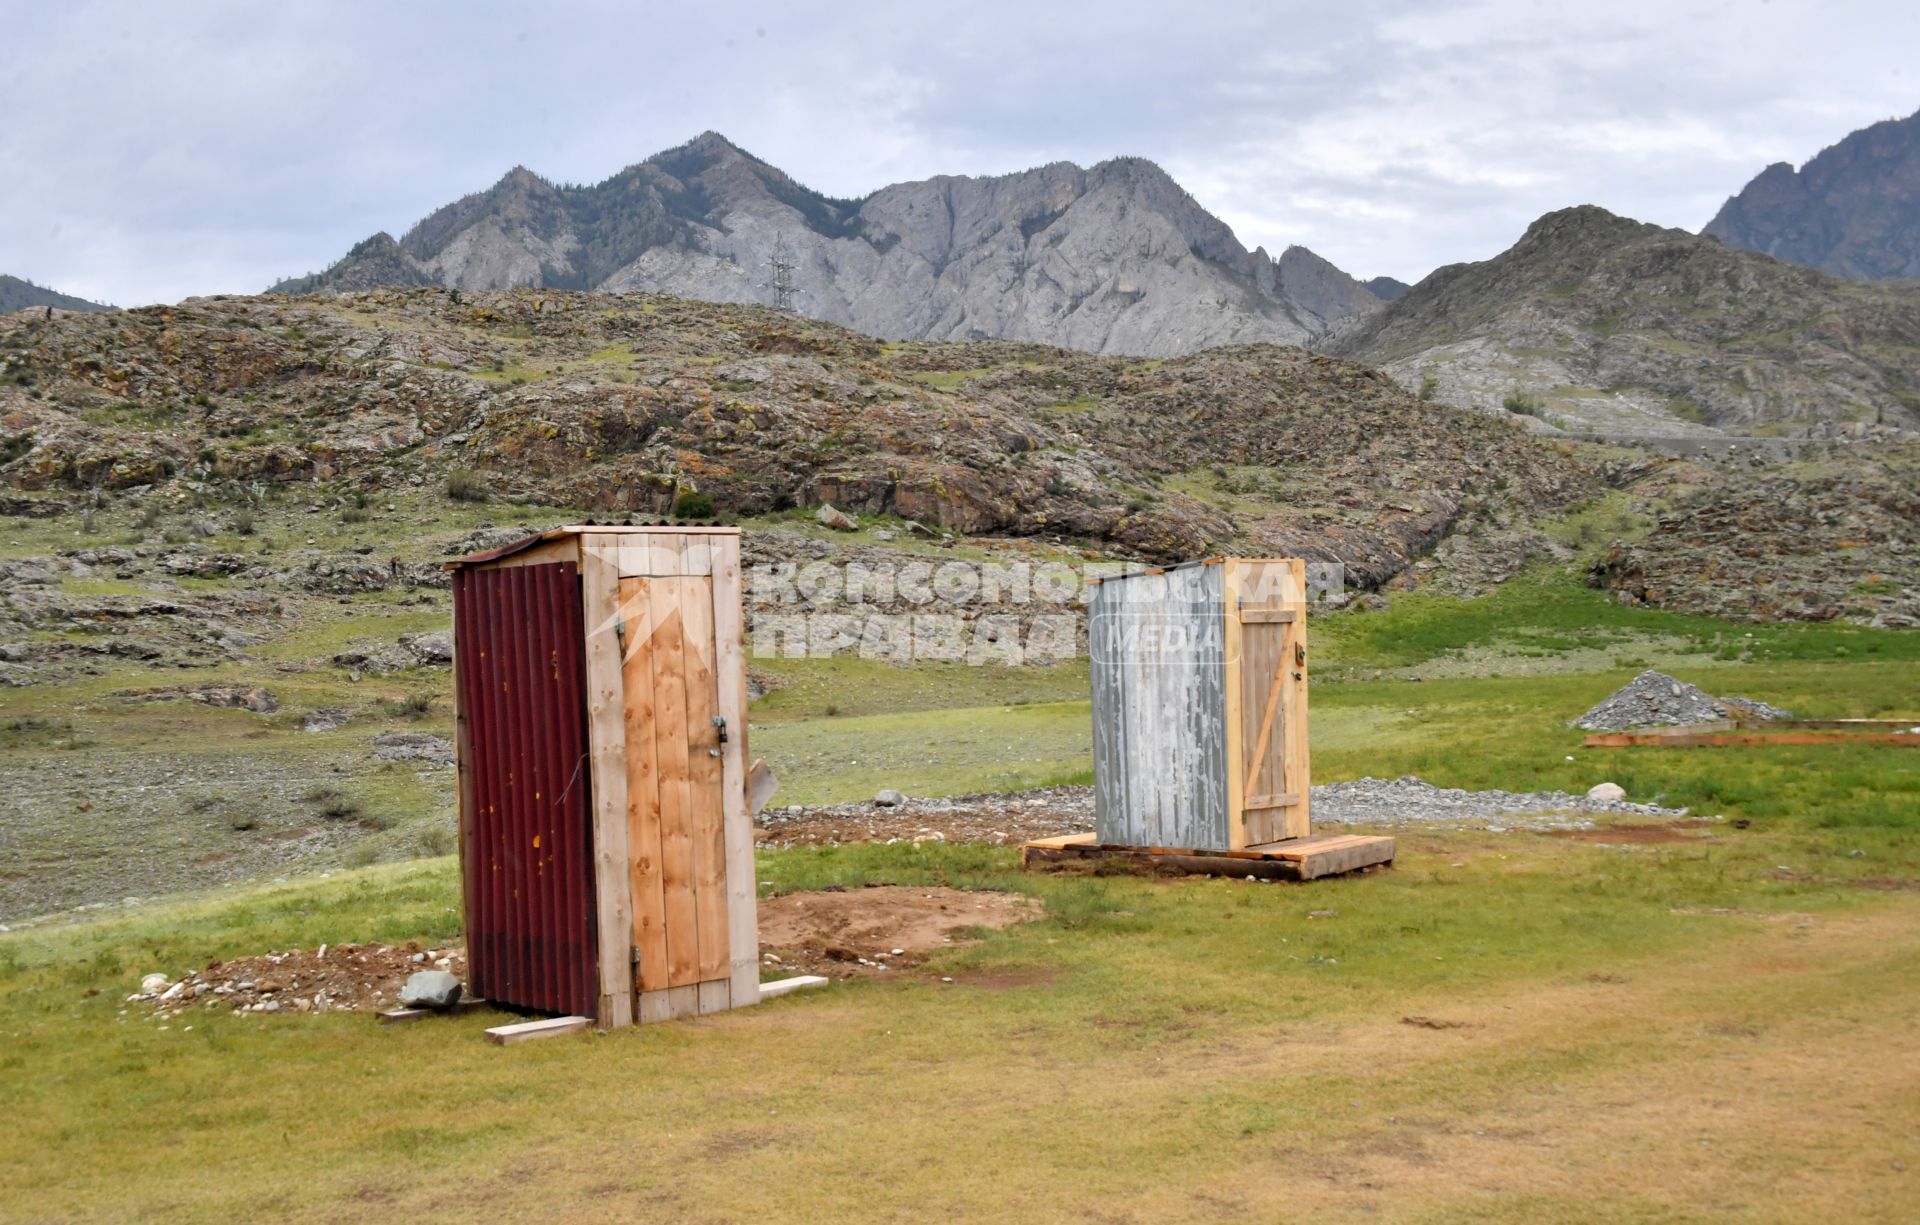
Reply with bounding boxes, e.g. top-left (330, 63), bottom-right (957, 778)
top-left (0, 275), bottom-right (113, 314)
top-left (1330, 205), bottom-right (1920, 435)
top-left (272, 132), bottom-right (1386, 357)
top-left (1704, 108), bottom-right (1920, 281)
top-left (1364, 276), bottom-right (1410, 301)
